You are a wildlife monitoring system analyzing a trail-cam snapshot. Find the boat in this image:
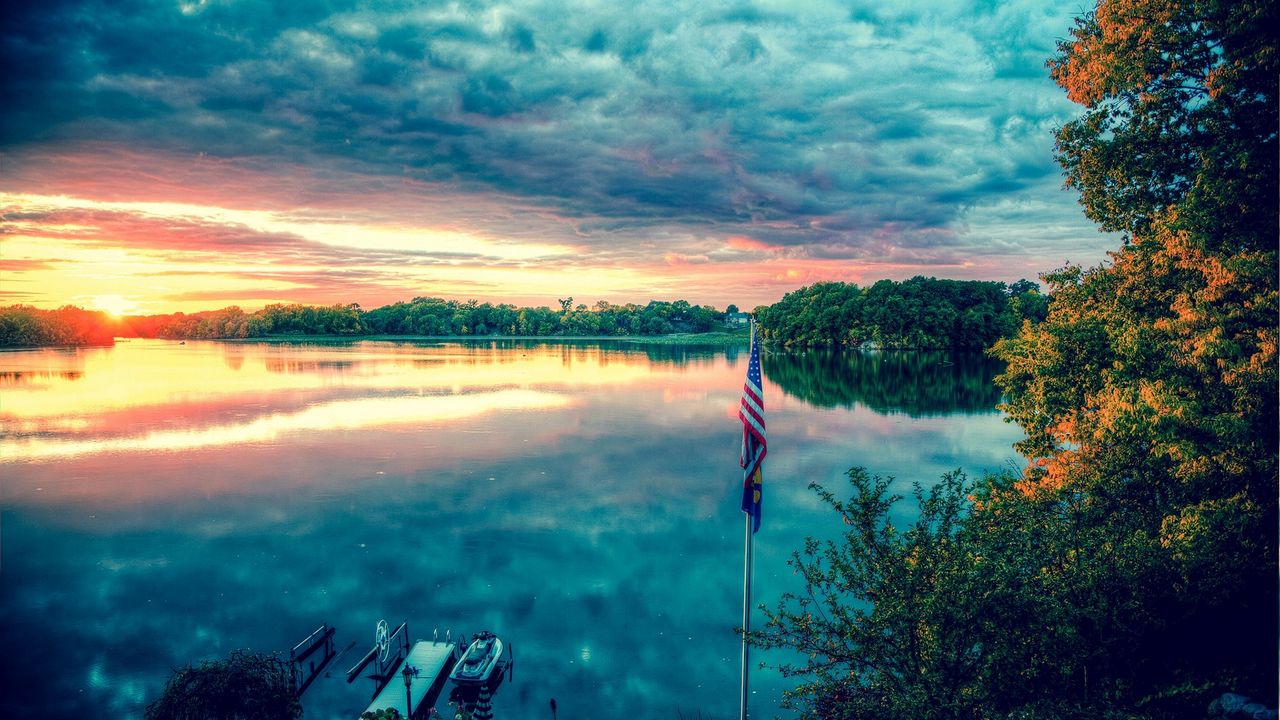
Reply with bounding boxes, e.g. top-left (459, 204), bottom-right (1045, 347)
top-left (448, 631), bottom-right (505, 685)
